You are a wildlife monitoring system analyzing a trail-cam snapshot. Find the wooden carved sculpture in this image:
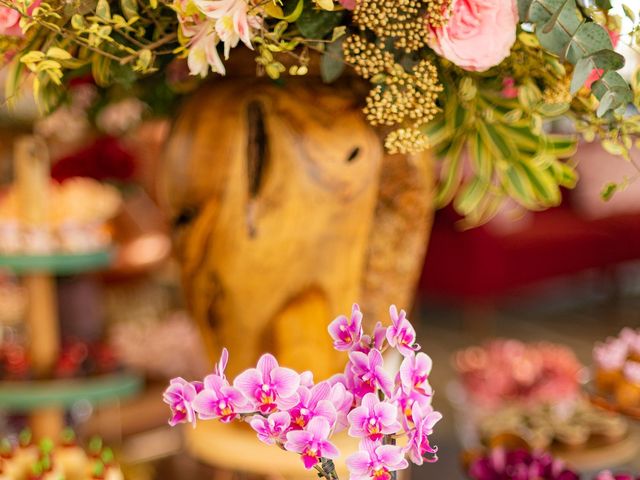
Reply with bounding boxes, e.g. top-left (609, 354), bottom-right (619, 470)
top-left (160, 78), bottom-right (435, 380)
